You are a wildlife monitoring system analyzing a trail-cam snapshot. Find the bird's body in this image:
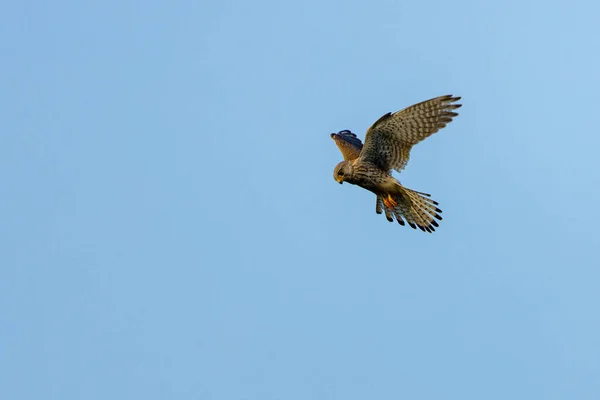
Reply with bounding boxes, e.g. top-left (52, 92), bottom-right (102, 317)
top-left (330, 95), bottom-right (462, 232)
top-left (334, 160), bottom-right (397, 195)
